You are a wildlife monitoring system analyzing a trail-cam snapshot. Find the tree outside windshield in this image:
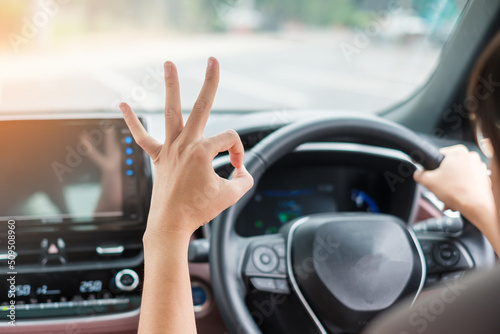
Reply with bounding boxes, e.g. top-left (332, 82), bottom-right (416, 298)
top-left (0, 0), bottom-right (467, 113)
